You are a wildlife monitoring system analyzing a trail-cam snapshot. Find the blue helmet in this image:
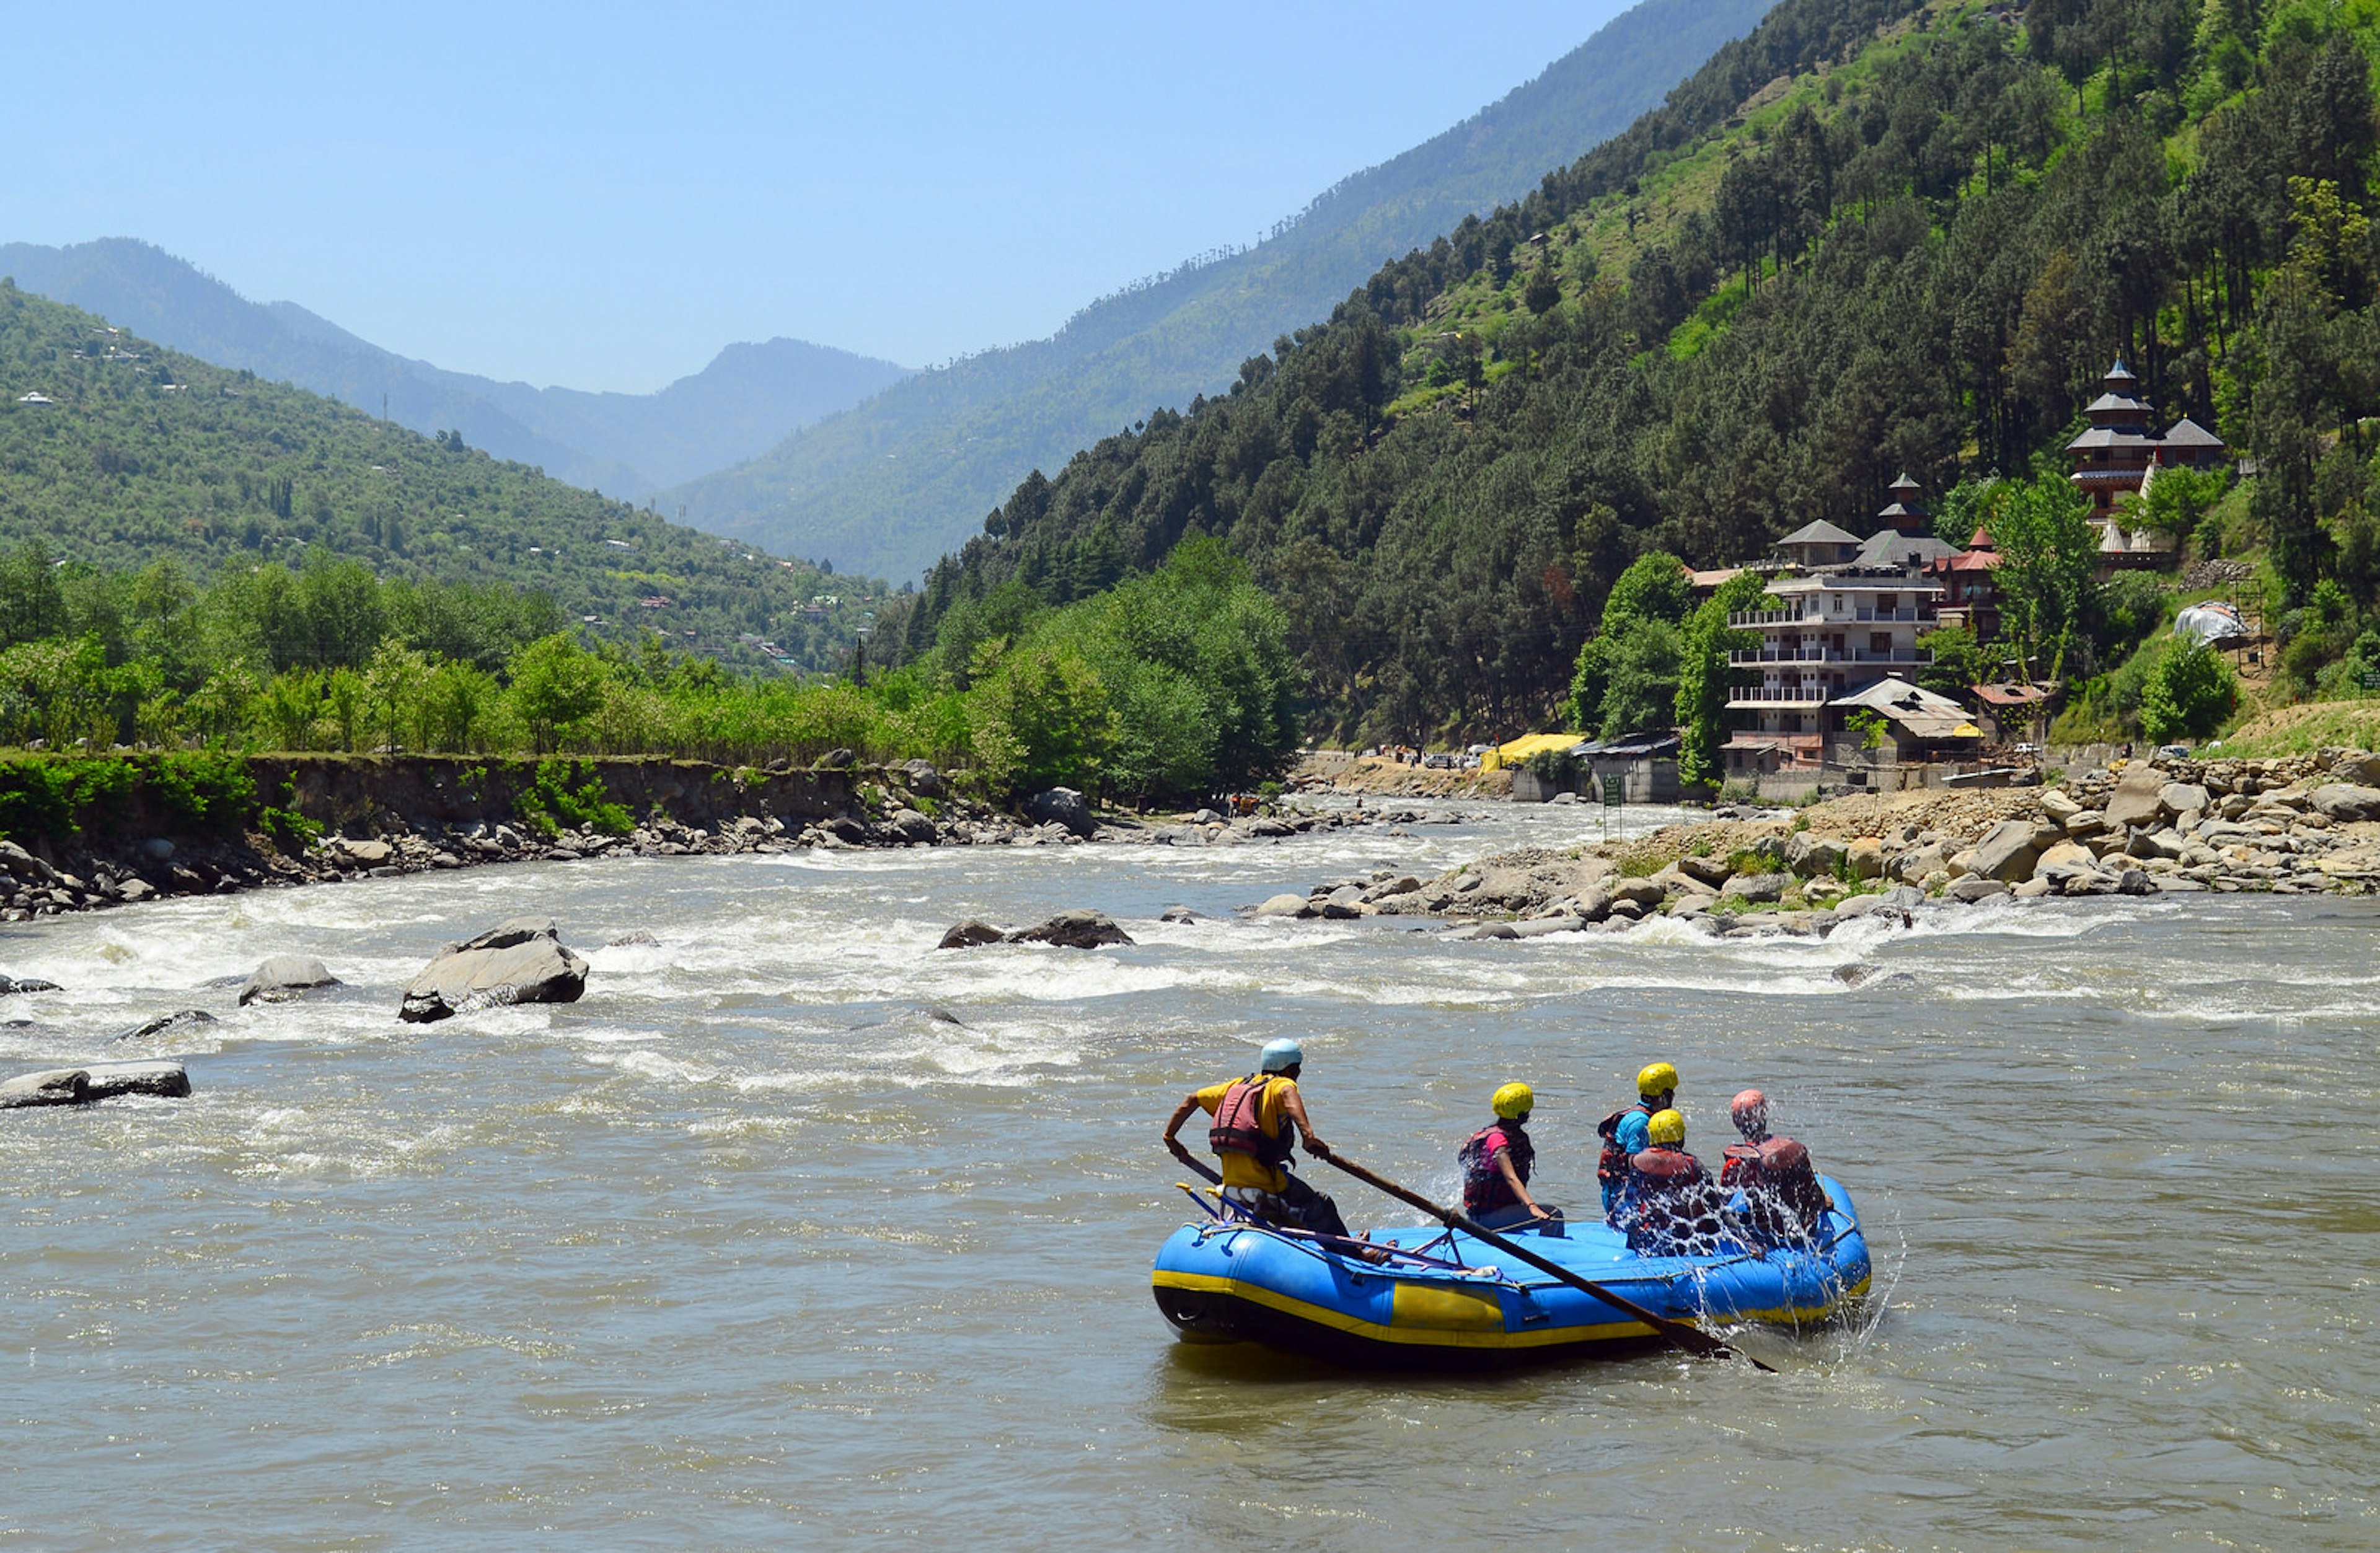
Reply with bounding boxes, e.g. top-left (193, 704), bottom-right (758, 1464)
top-left (1616, 1110), bottom-right (1651, 1155)
top-left (1259, 1038), bottom-right (1305, 1073)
